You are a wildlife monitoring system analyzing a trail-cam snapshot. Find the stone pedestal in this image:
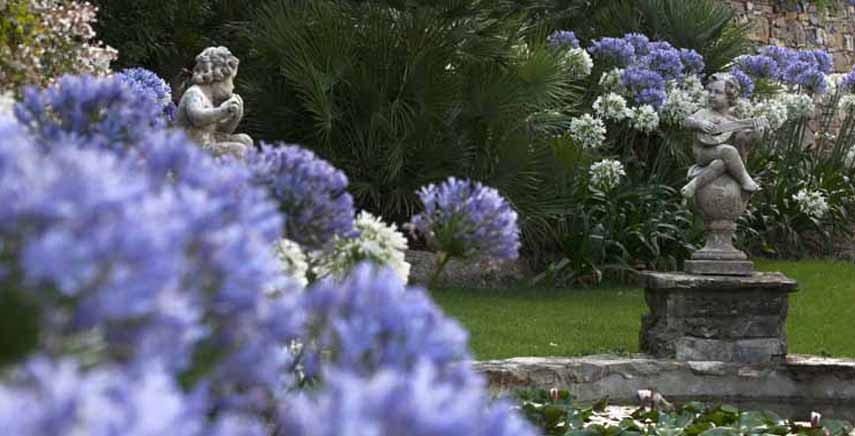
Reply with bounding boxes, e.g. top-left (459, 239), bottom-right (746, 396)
top-left (639, 271), bottom-right (797, 364)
